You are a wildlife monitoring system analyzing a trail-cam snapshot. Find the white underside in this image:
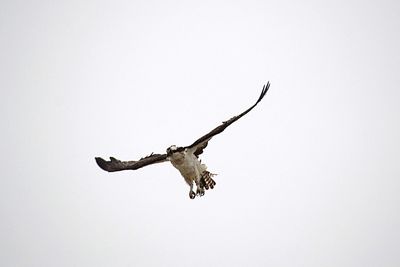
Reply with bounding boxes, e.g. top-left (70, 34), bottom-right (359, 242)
top-left (168, 149), bottom-right (207, 186)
